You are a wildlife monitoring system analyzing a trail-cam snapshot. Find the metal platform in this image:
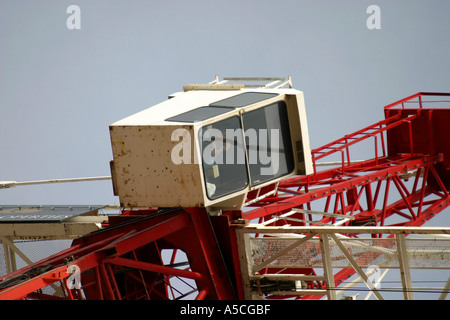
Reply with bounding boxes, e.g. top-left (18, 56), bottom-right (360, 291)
top-left (0, 205), bottom-right (116, 240)
top-left (0, 205), bottom-right (119, 279)
top-left (0, 205), bottom-right (104, 223)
